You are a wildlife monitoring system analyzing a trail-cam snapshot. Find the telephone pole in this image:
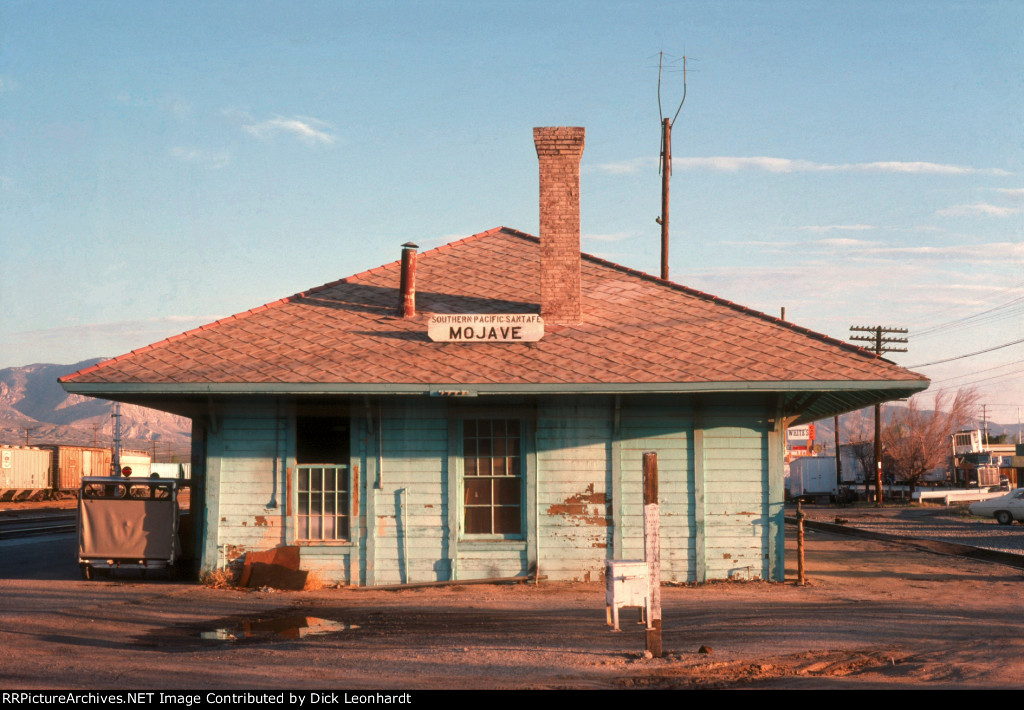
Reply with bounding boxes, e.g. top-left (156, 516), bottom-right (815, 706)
top-left (849, 325), bottom-right (908, 505)
top-left (656, 52), bottom-right (689, 281)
